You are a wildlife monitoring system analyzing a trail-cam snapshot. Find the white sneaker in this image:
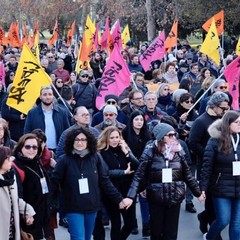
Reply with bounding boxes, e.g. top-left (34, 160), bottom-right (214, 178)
top-left (203, 233), bottom-right (207, 240)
